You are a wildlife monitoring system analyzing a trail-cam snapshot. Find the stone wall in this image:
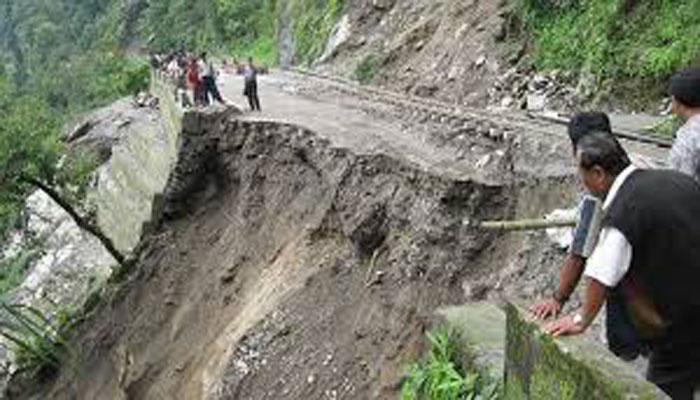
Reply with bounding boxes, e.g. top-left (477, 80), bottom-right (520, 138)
top-left (92, 73), bottom-right (183, 254)
top-left (441, 303), bottom-right (668, 399)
